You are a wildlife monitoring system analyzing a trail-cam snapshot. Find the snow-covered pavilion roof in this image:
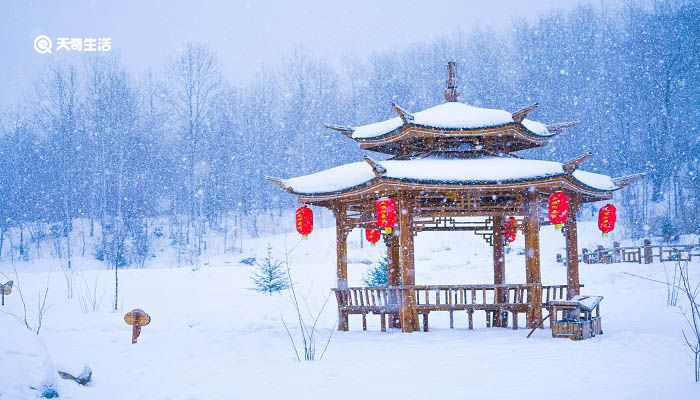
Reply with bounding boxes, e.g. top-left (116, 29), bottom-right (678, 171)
top-left (279, 156), bottom-right (618, 196)
top-left (351, 102), bottom-right (553, 140)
